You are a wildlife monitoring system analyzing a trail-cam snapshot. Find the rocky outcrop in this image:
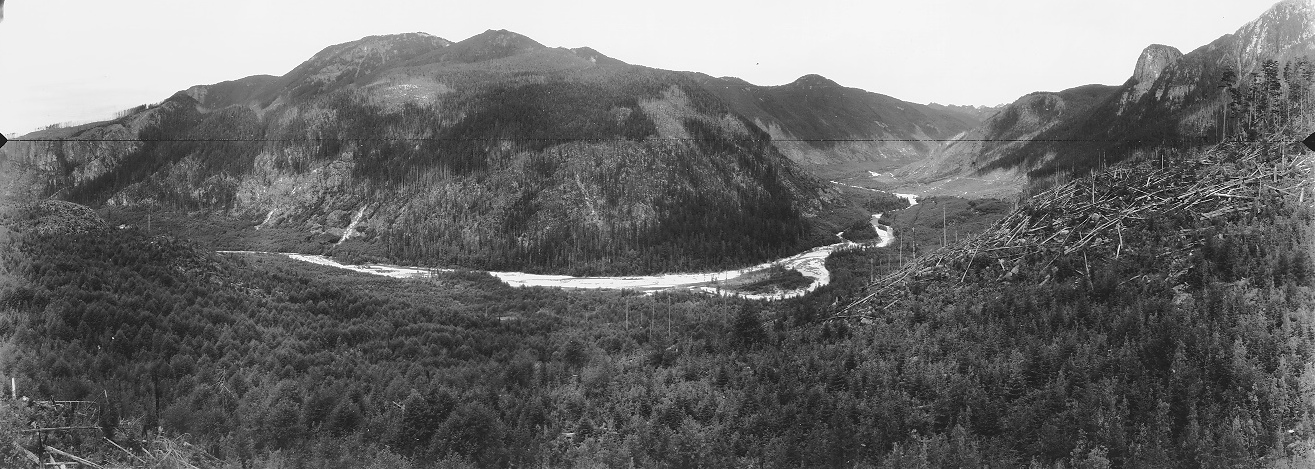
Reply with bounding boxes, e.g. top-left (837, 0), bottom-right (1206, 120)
top-left (1128, 44), bottom-right (1183, 102)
